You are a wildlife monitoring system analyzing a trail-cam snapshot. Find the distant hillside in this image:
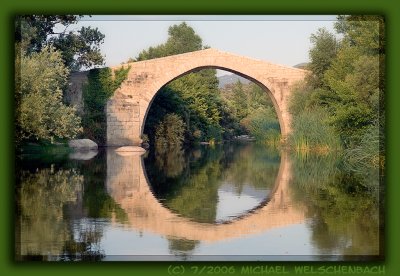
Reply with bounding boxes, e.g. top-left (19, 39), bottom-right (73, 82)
top-left (293, 62), bottom-right (309, 69)
top-left (218, 74), bottom-right (250, 88)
